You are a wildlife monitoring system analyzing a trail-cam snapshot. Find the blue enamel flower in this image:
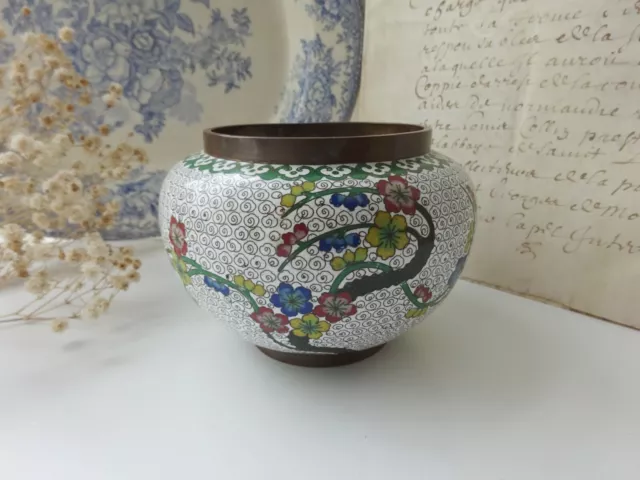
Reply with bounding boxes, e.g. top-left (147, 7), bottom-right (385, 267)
top-left (319, 232), bottom-right (360, 253)
top-left (204, 276), bottom-right (230, 296)
top-left (448, 255), bottom-right (468, 288)
top-left (330, 193), bottom-right (369, 211)
top-left (271, 283), bottom-right (313, 317)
